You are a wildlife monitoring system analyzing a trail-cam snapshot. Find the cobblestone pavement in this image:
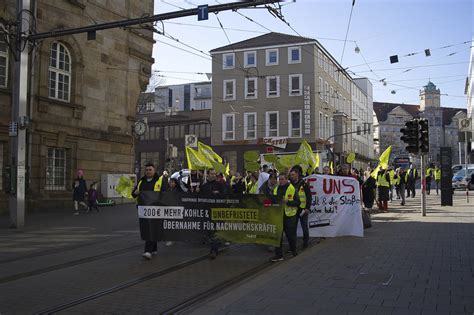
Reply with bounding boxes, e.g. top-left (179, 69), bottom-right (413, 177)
top-left (189, 191), bottom-right (474, 315)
